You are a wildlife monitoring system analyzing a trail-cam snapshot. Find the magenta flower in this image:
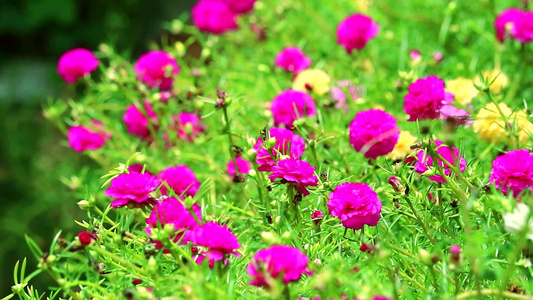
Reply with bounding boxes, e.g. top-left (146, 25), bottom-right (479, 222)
top-left (337, 14), bottom-right (379, 54)
top-left (440, 105), bottom-right (472, 126)
top-left (57, 48), bottom-right (99, 83)
top-left (414, 140), bottom-right (467, 183)
top-left (68, 125), bottom-right (108, 152)
top-left (192, 0), bottom-right (238, 35)
top-left (327, 182), bottom-right (382, 230)
top-left (134, 50), bottom-right (179, 90)
top-left (403, 76), bottom-right (453, 121)
top-left (490, 149), bottom-right (533, 197)
top-left (227, 157), bottom-right (252, 179)
top-left (190, 222), bottom-right (241, 267)
top-left (275, 47), bottom-right (312, 74)
top-left (271, 90), bottom-right (316, 127)
top-left (311, 210), bottom-right (324, 225)
top-left (514, 11), bottom-right (533, 43)
top-left (349, 109), bottom-right (400, 159)
top-left (410, 49), bottom-right (421, 62)
top-left (145, 197), bottom-right (202, 246)
top-left (247, 245), bottom-right (312, 287)
top-left (254, 127), bottom-right (306, 172)
top-left (495, 8), bottom-right (523, 42)
top-left (105, 172), bottom-right (161, 208)
top-left (269, 158), bottom-right (318, 196)
top-left (172, 112), bottom-right (205, 142)
top-left (158, 165), bottom-right (201, 197)
top-left (123, 102), bottom-right (158, 138)
top-left (223, 0), bottom-right (256, 15)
